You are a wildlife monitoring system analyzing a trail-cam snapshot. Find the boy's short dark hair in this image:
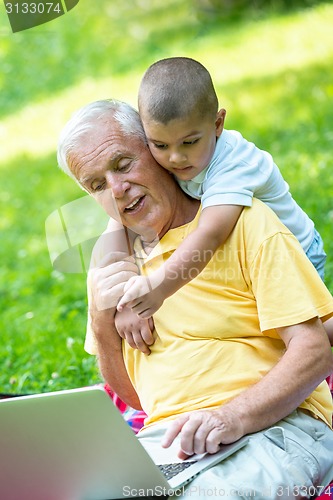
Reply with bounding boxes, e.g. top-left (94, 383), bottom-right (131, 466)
top-left (138, 57), bottom-right (218, 124)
